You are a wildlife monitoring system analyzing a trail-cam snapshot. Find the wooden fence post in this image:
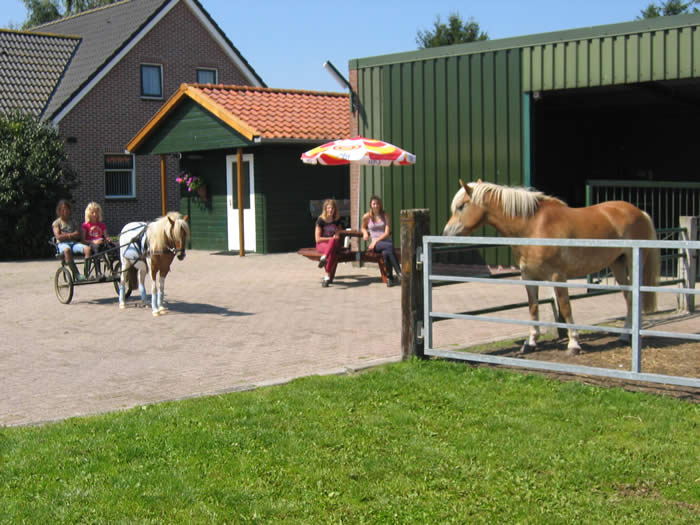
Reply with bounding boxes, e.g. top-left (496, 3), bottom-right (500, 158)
top-left (678, 216), bottom-right (698, 313)
top-left (401, 209), bottom-right (430, 359)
